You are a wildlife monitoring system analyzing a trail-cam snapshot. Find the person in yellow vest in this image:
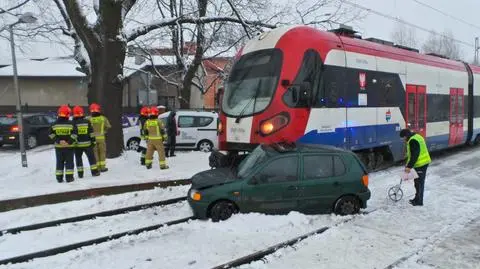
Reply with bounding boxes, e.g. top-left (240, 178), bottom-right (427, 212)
top-left (88, 103), bottom-right (111, 172)
top-left (400, 129), bottom-right (431, 206)
top-left (143, 106), bottom-right (169, 170)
